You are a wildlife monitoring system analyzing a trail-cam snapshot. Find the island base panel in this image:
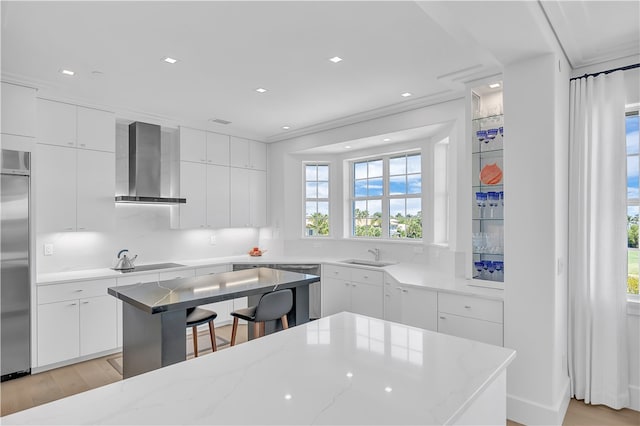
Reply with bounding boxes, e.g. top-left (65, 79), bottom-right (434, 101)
top-left (123, 305), bottom-right (186, 379)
